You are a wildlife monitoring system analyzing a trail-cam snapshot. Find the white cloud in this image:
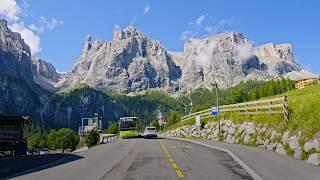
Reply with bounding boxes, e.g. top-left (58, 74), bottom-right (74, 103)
top-left (180, 31), bottom-right (196, 41)
top-left (114, 24), bottom-right (120, 29)
top-left (38, 16), bottom-right (63, 31)
top-left (182, 16), bottom-right (235, 42)
top-left (0, 0), bottom-right (63, 54)
top-left (28, 17), bottom-right (64, 34)
top-left (204, 18), bottom-right (234, 35)
top-left (0, 0), bottom-right (21, 21)
top-left (130, 16), bottom-right (137, 25)
top-left (195, 15), bottom-right (205, 26)
top-left (218, 19), bottom-right (233, 26)
top-left (144, 4), bottom-right (150, 14)
top-left (234, 43), bottom-right (254, 62)
top-left (10, 23), bottom-right (41, 53)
